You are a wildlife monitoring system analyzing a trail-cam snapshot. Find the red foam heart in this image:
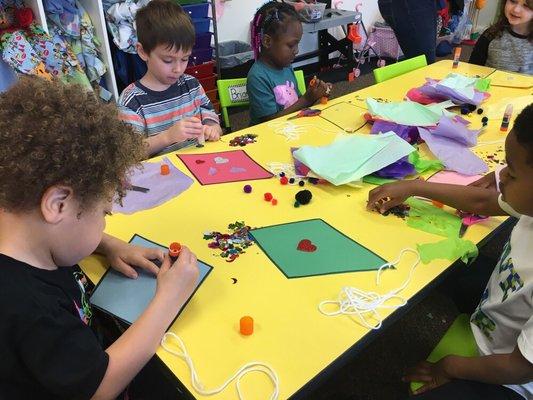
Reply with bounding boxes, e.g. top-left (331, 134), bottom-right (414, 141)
top-left (195, 159), bottom-right (205, 164)
top-left (297, 239), bottom-right (317, 252)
